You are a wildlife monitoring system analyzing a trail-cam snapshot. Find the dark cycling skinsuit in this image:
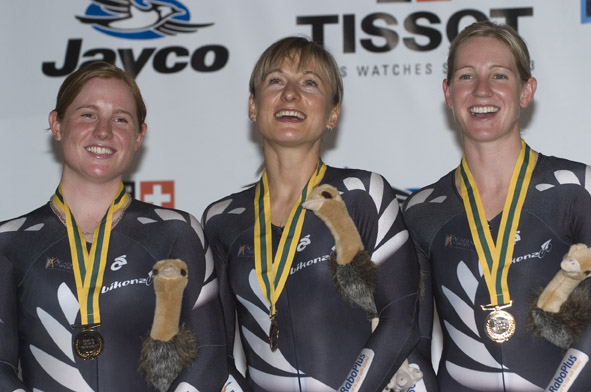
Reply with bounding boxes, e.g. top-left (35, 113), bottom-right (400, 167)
top-left (204, 166), bottom-right (438, 392)
top-left (0, 199), bottom-right (228, 392)
top-left (403, 154), bottom-right (591, 391)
